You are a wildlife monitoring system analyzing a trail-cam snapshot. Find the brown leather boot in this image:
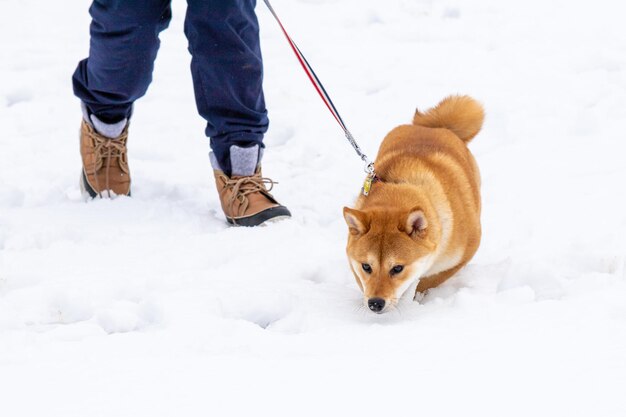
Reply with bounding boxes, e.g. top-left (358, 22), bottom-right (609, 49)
top-left (79, 119), bottom-right (131, 198)
top-left (213, 168), bottom-right (291, 226)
